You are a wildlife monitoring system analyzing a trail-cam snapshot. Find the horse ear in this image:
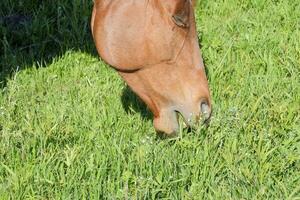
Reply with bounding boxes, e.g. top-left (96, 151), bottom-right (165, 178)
top-left (172, 0), bottom-right (190, 28)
